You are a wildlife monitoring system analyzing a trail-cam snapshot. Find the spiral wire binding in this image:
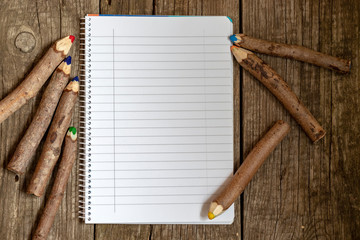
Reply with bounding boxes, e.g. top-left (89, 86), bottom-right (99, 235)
top-left (78, 16), bottom-right (92, 222)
